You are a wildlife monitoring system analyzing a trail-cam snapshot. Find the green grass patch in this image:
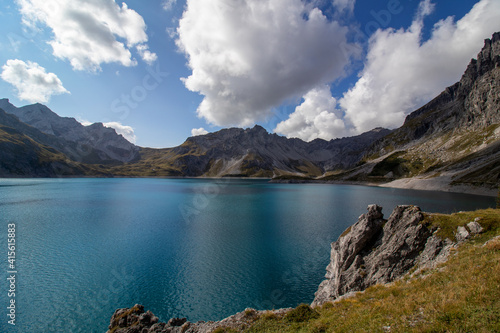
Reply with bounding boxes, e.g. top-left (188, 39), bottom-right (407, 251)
top-left (369, 151), bottom-right (426, 178)
top-left (244, 209), bottom-right (500, 333)
top-left (213, 327), bottom-right (239, 333)
top-left (423, 208), bottom-right (500, 240)
top-left (448, 124), bottom-right (500, 154)
top-left (284, 304), bottom-right (319, 323)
